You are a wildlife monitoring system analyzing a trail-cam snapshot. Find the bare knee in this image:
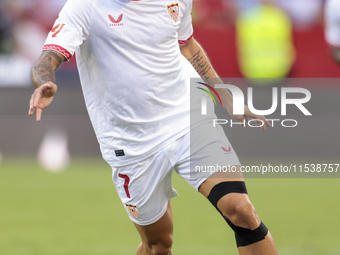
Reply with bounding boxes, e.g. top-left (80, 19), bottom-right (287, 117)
top-left (218, 194), bottom-right (260, 229)
top-left (148, 235), bottom-right (173, 255)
